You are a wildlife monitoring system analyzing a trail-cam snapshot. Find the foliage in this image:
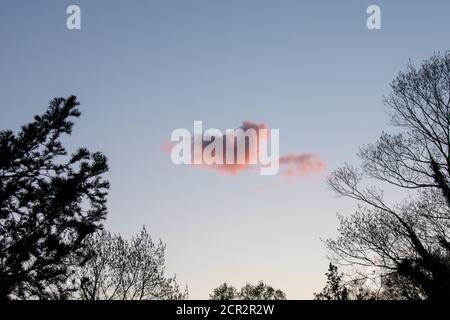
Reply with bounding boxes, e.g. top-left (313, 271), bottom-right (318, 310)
top-left (210, 281), bottom-right (286, 300)
top-left (0, 96), bottom-right (109, 299)
top-left (314, 264), bottom-right (349, 300)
